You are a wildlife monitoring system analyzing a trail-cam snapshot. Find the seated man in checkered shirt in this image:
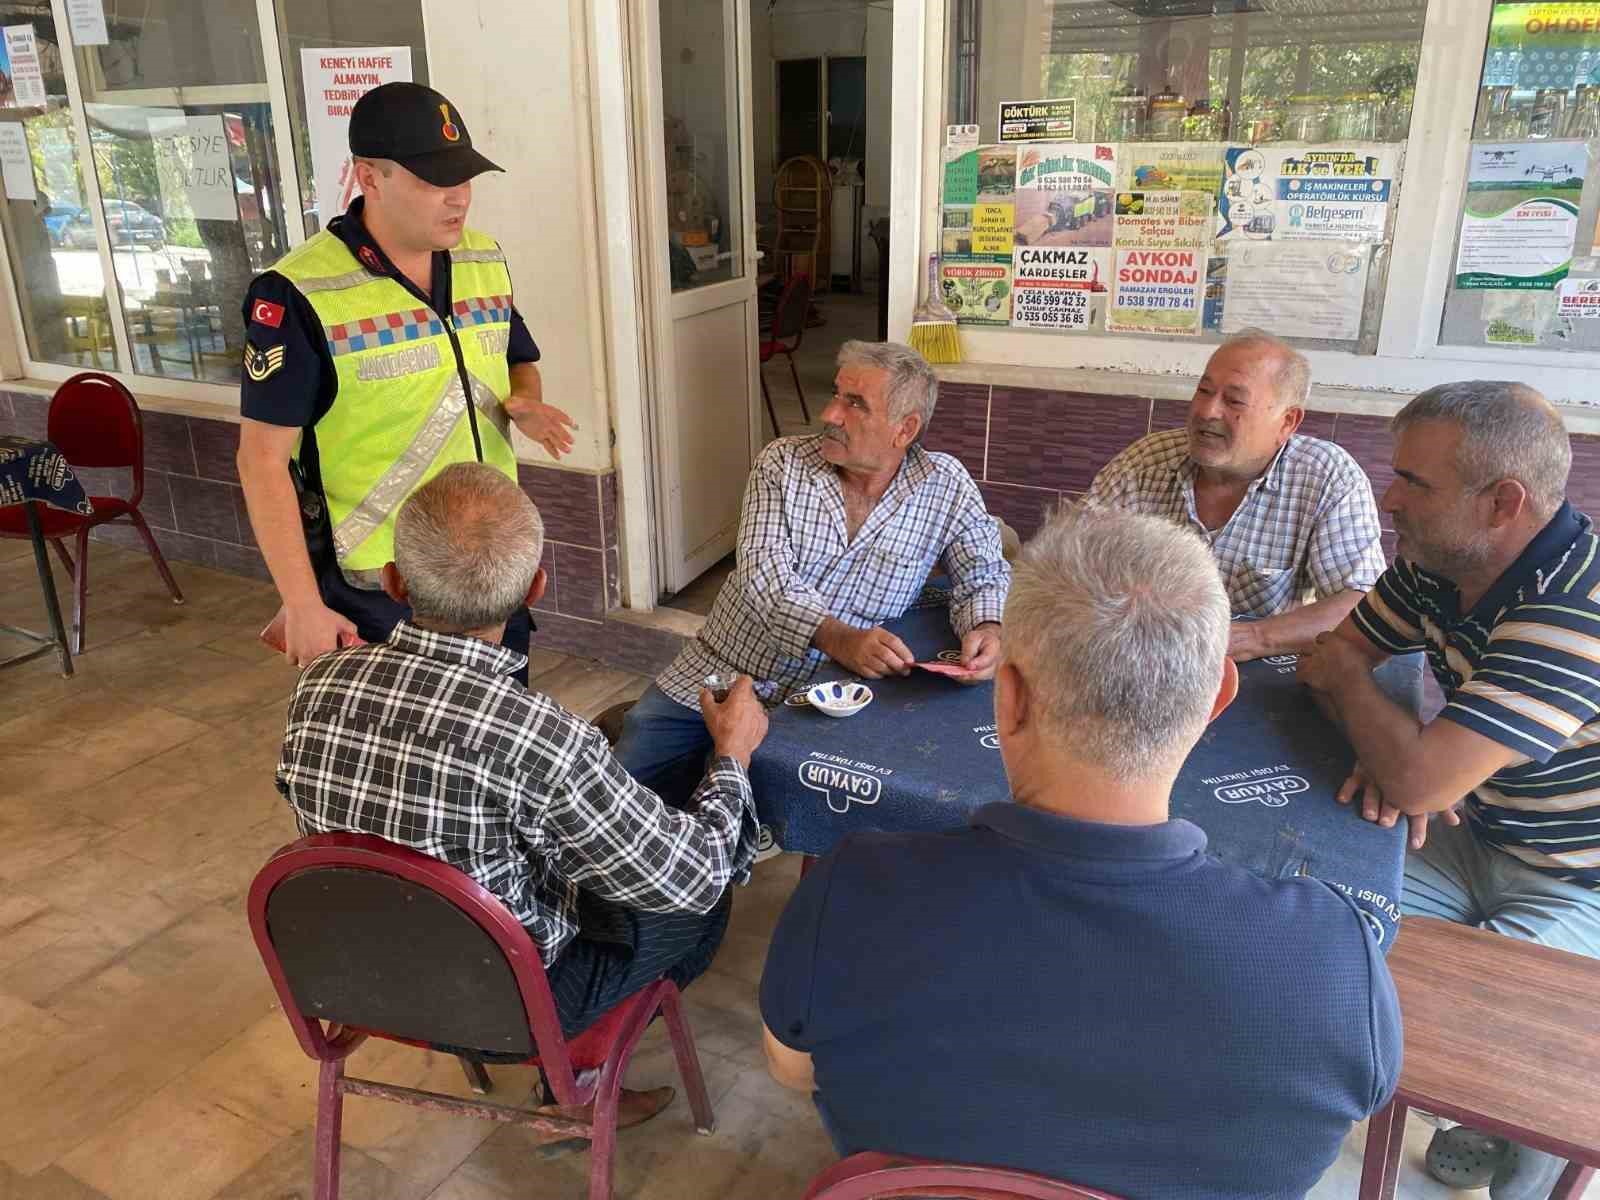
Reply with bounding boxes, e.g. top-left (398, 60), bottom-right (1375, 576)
top-left (614, 340), bottom-right (1012, 795)
top-left (1087, 330), bottom-right (1385, 661)
top-left (277, 463), bottom-right (765, 1127)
